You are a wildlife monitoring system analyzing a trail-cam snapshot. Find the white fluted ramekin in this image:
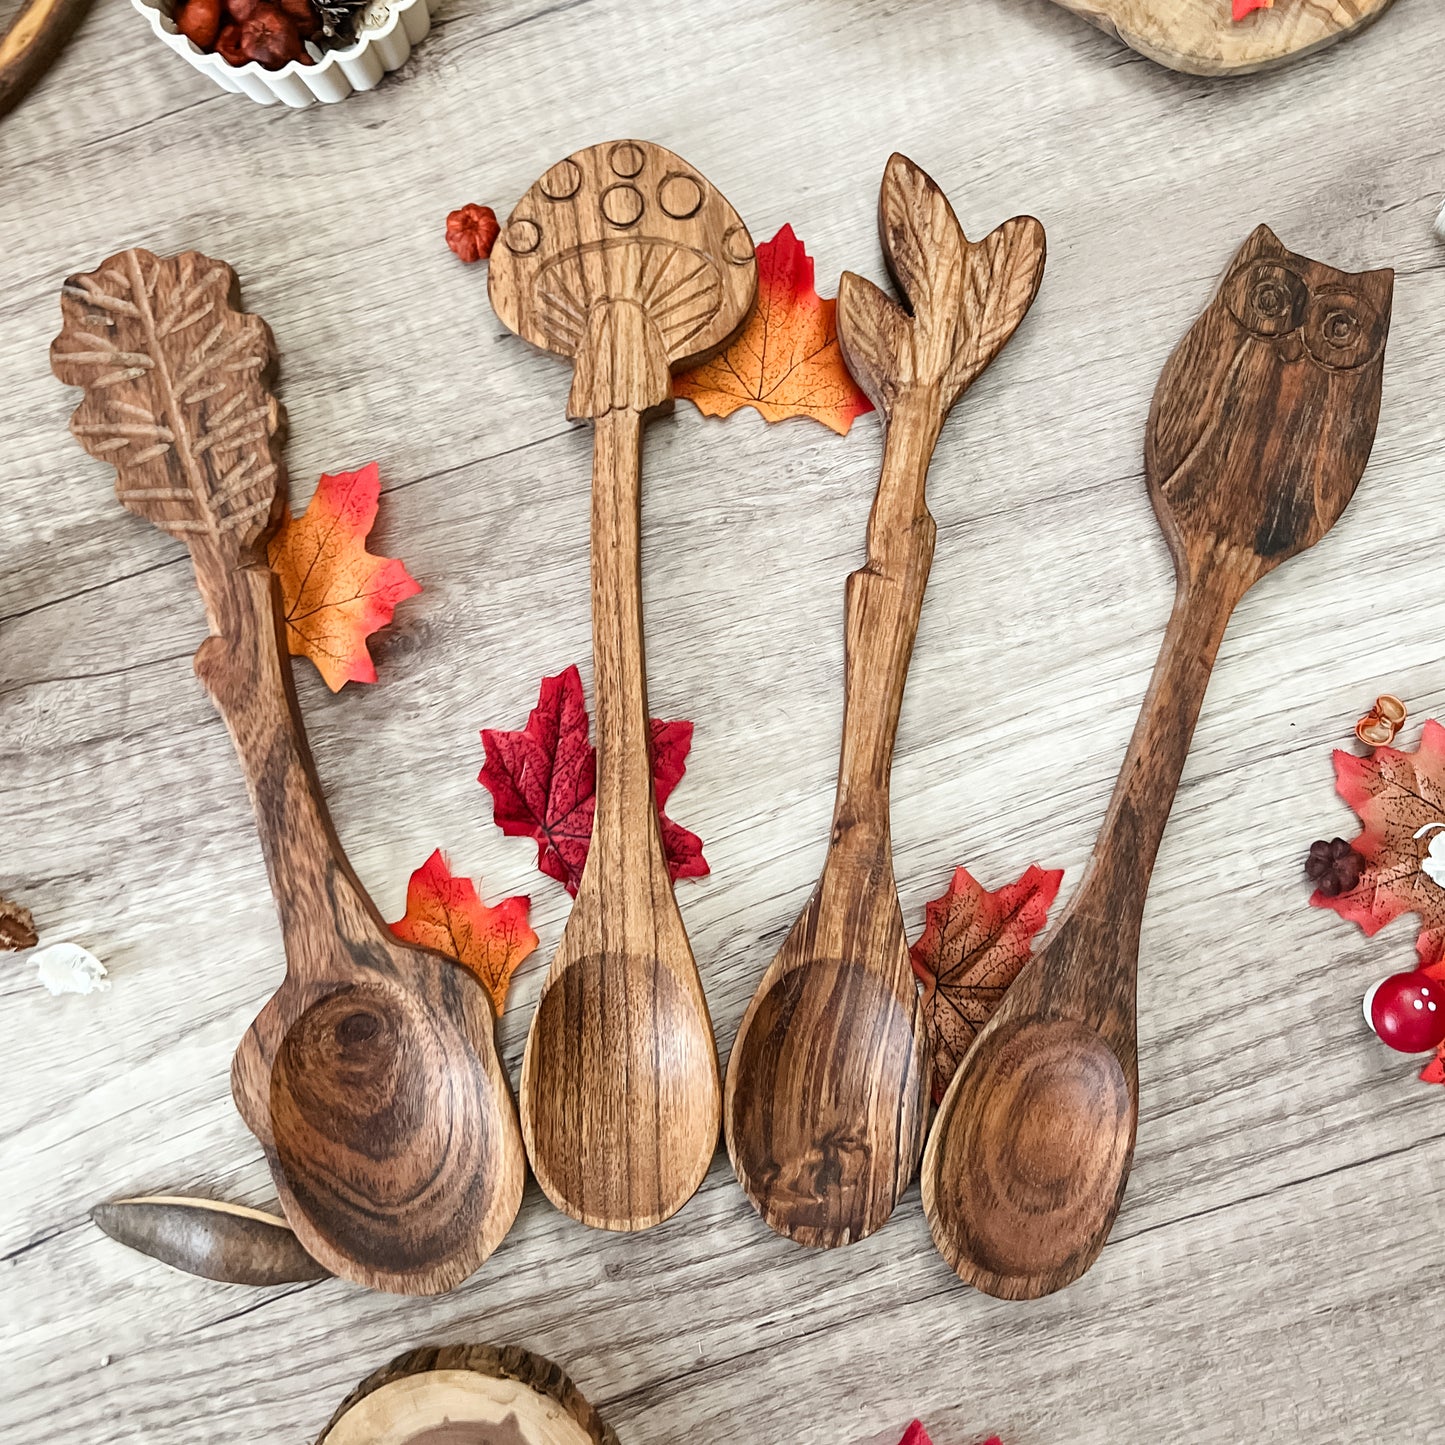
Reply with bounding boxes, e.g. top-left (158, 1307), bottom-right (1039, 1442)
top-left (132, 0), bottom-right (431, 107)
